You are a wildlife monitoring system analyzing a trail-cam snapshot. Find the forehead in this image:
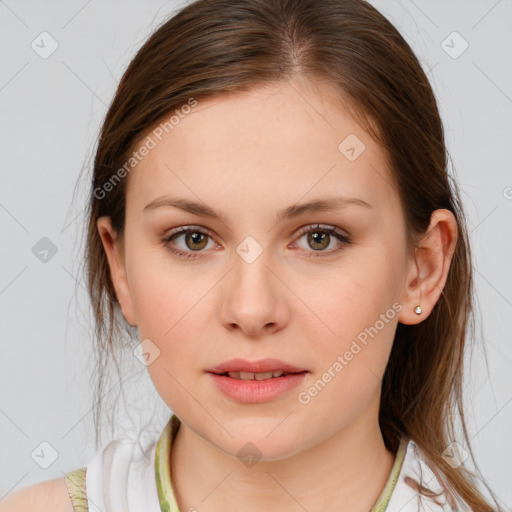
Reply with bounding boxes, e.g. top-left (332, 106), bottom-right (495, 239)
top-left (127, 79), bottom-right (397, 218)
